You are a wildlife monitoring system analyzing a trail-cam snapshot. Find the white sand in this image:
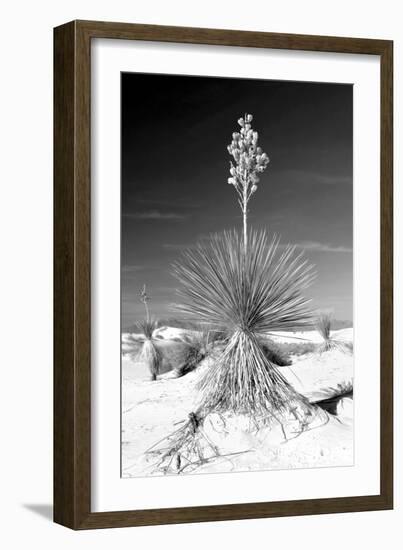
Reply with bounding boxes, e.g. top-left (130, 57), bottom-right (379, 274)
top-left (122, 328), bottom-right (353, 477)
top-left (281, 349), bottom-right (353, 402)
